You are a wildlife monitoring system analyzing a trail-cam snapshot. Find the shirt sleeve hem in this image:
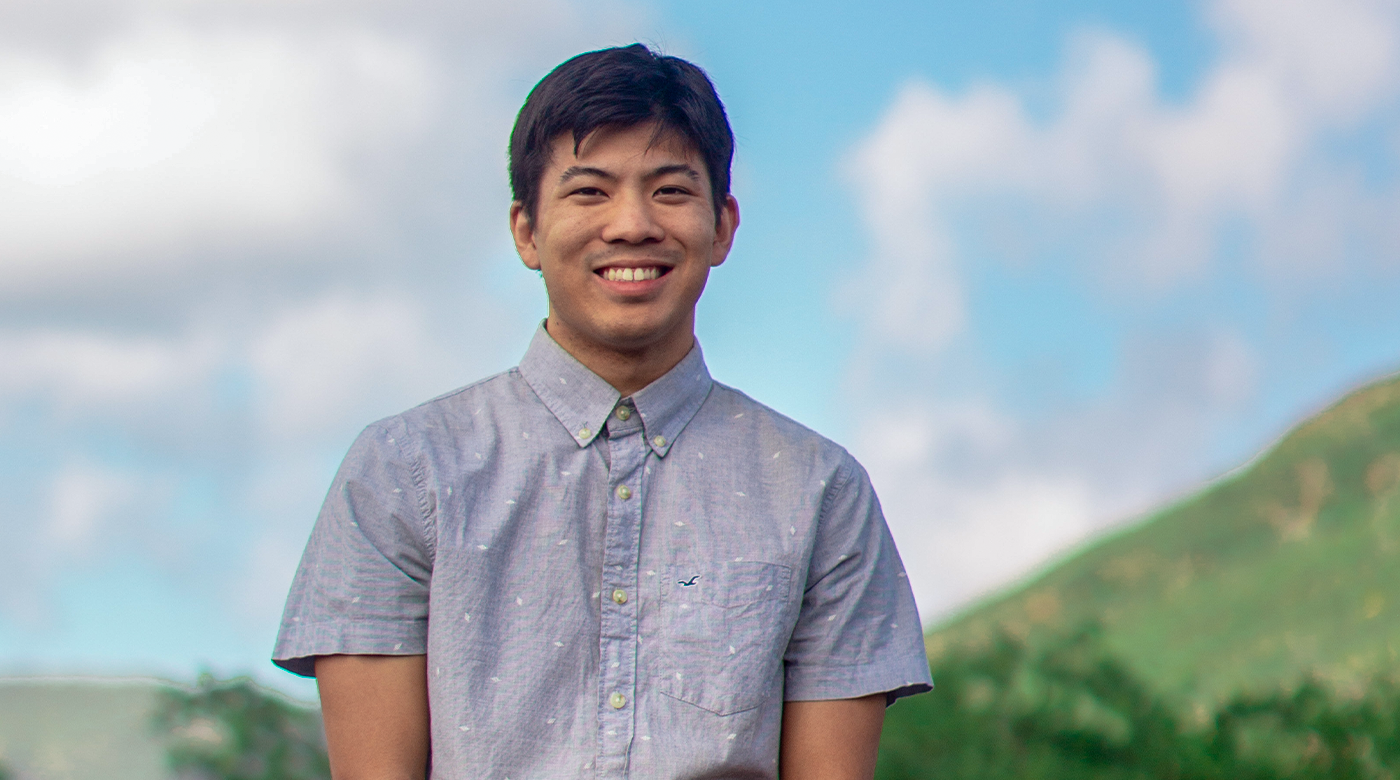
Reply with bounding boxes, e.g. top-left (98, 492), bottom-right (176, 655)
top-left (272, 619), bottom-right (428, 678)
top-left (784, 659), bottom-right (933, 706)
